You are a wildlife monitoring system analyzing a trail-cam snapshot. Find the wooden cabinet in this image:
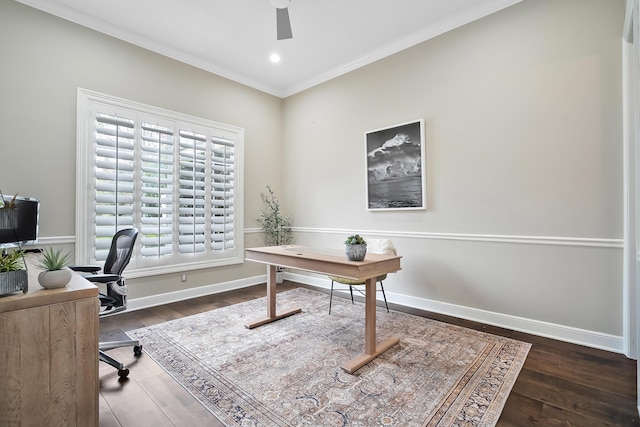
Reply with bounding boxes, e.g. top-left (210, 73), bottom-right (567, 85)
top-left (0, 258), bottom-right (99, 427)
